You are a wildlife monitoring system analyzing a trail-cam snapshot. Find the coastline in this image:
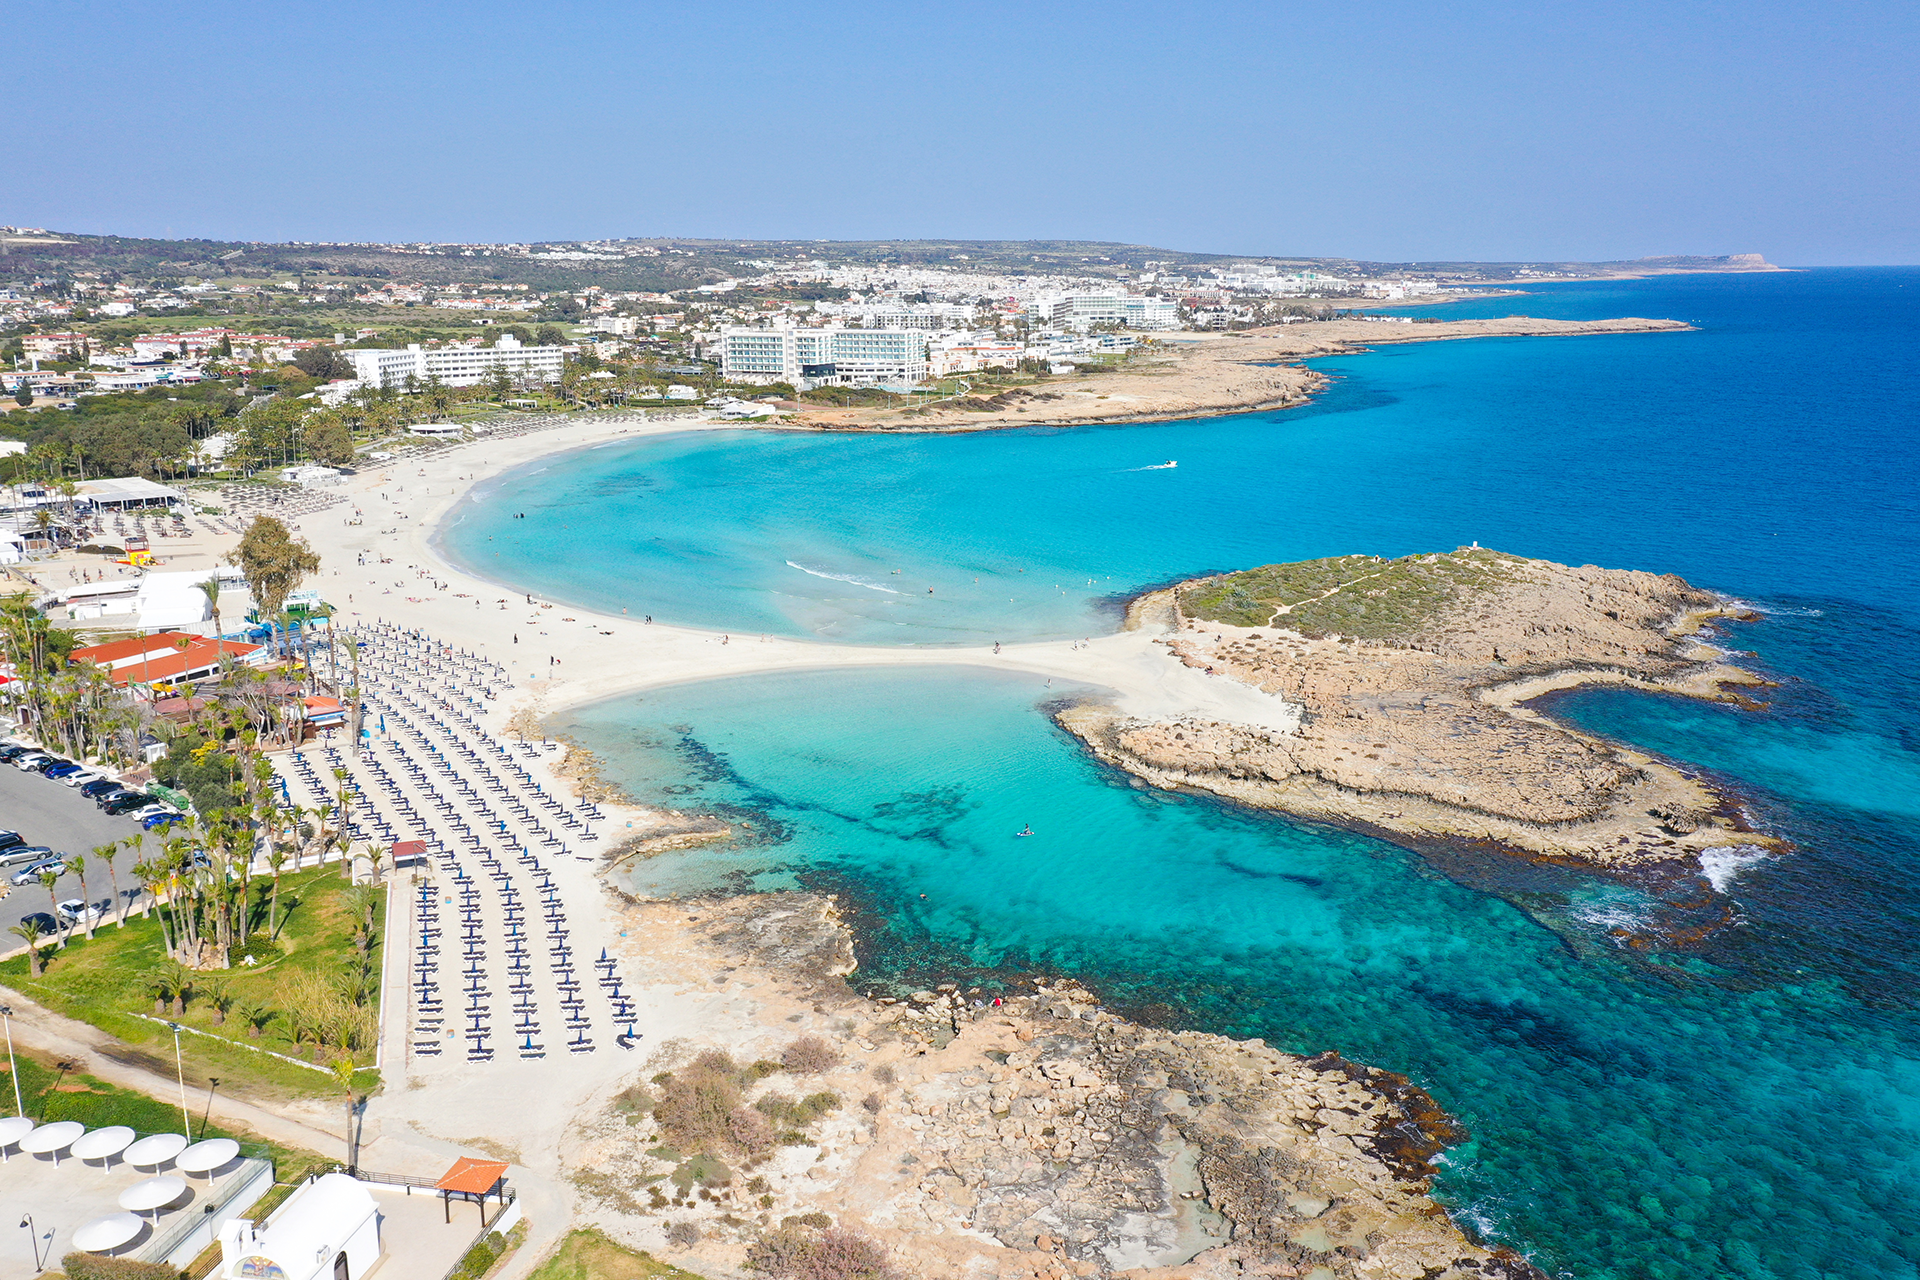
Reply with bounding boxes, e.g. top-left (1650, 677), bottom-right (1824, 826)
top-left (259, 317), bottom-right (1710, 1276)
top-left (780, 314), bottom-right (1693, 434)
